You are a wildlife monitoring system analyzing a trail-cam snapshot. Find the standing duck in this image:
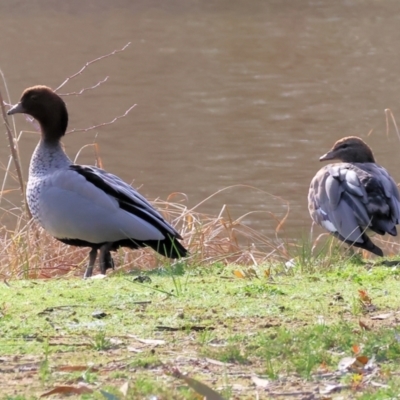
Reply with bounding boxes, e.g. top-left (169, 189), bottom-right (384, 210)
top-left (308, 136), bottom-right (400, 256)
top-left (7, 86), bottom-right (187, 277)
